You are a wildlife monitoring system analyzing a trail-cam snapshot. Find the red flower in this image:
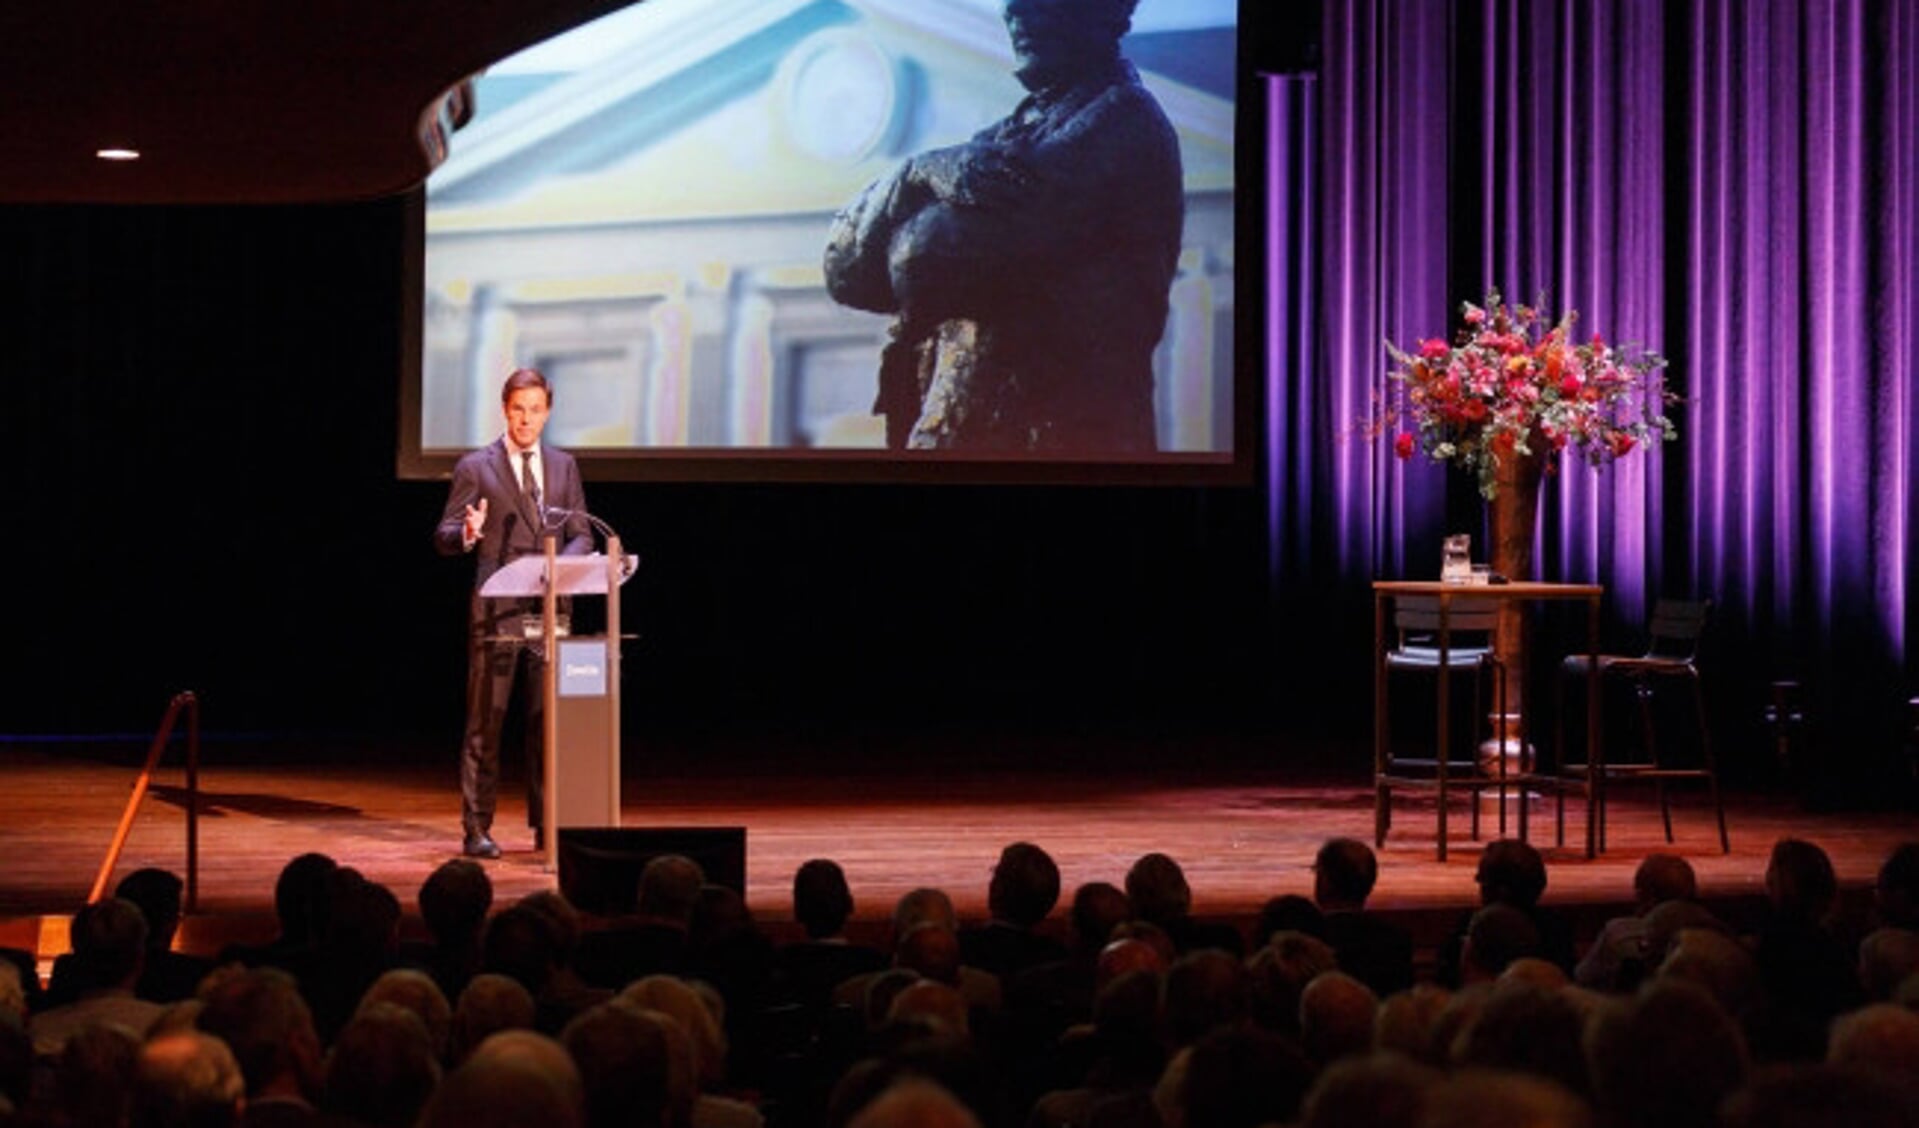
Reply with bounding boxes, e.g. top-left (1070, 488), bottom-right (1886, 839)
top-left (1607, 432), bottom-right (1636, 457)
top-left (1419, 338), bottom-right (1451, 360)
top-left (1394, 432), bottom-right (1416, 459)
top-left (1490, 430), bottom-right (1516, 457)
